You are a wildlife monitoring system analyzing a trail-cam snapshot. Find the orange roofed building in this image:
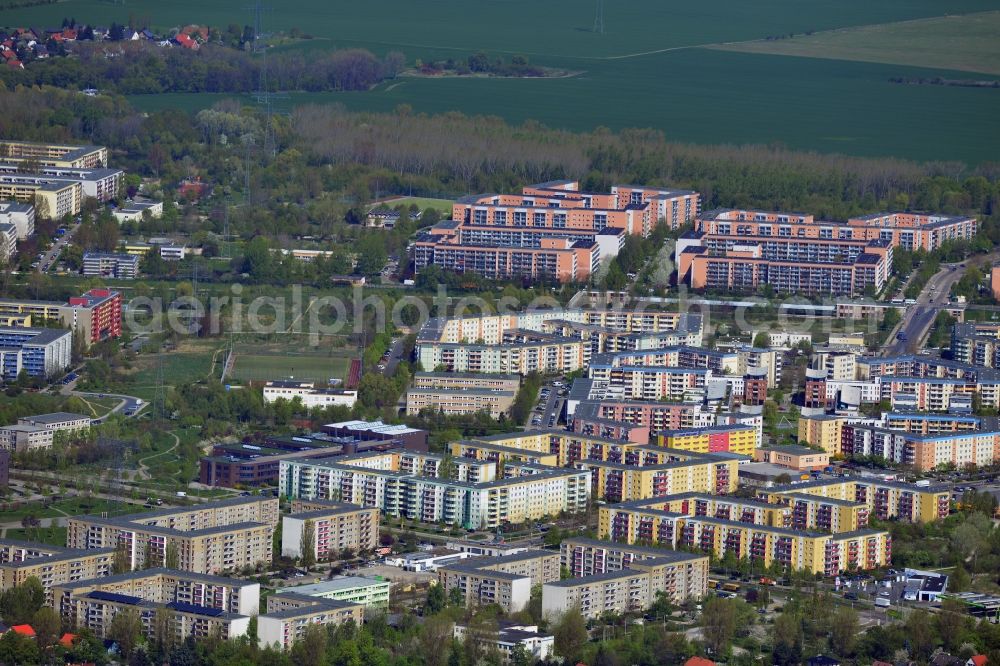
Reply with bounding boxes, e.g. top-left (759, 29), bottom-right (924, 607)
top-left (411, 181), bottom-right (699, 283)
top-left (675, 207), bottom-right (975, 297)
